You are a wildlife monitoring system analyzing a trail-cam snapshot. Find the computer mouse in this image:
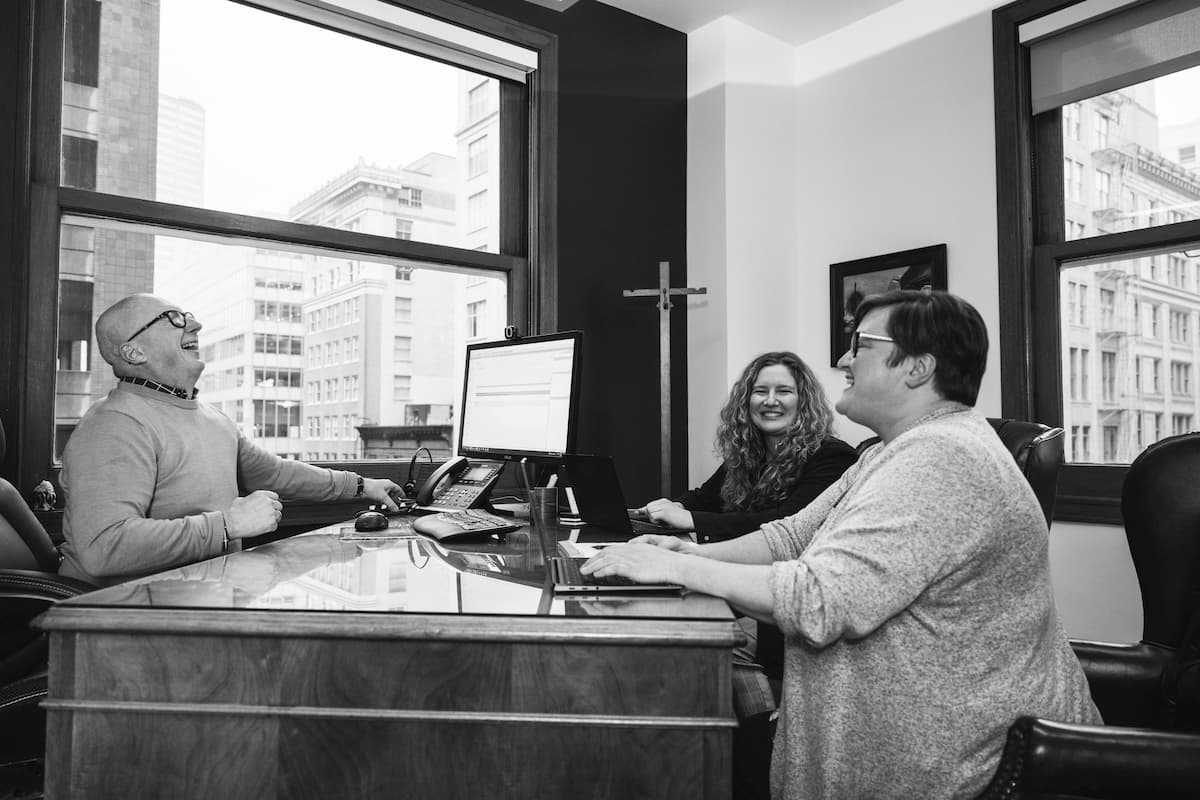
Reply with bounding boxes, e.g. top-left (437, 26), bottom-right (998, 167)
top-left (354, 510), bottom-right (389, 532)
